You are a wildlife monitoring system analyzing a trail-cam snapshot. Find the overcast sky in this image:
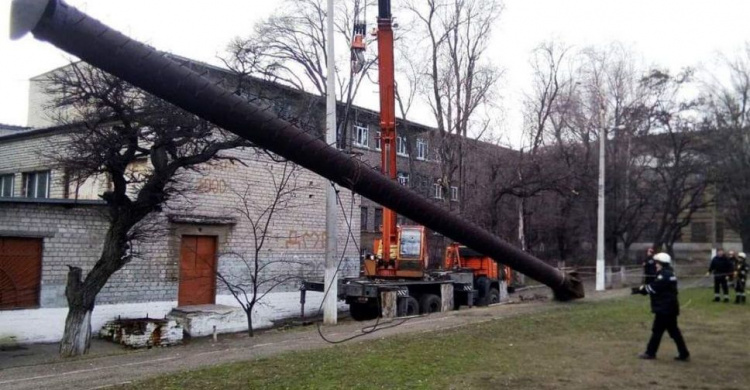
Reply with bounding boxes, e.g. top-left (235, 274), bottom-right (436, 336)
top-left (1, 0), bottom-right (748, 144)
